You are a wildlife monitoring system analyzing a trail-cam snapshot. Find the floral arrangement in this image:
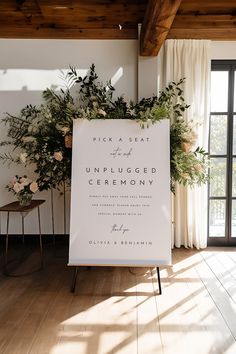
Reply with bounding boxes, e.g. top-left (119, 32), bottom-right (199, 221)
top-left (6, 175), bottom-right (38, 206)
top-left (170, 118), bottom-right (208, 191)
top-left (0, 64), bottom-right (208, 193)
